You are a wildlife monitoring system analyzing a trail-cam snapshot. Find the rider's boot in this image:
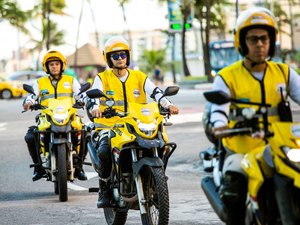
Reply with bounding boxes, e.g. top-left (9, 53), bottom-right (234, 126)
top-left (75, 164), bottom-right (87, 181)
top-left (219, 171), bottom-right (247, 225)
top-left (32, 166), bottom-right (46, 181)
top-left (74, 131), bottom-right (88, 181)
top-left (25, 127), bottom-right (45, 181)
top-left (97, 177), bottom-right (112, 208)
